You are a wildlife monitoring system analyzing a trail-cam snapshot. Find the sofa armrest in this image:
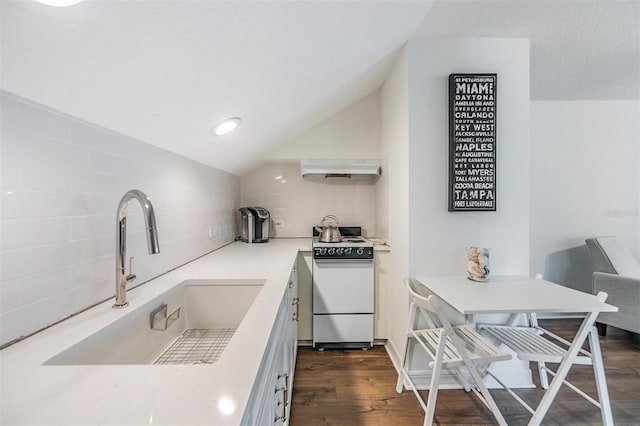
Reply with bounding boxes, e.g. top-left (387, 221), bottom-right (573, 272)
top-left (593, 271), bottom-right (640, 291)
top-left (593, 271), bottom-right (640, 320)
